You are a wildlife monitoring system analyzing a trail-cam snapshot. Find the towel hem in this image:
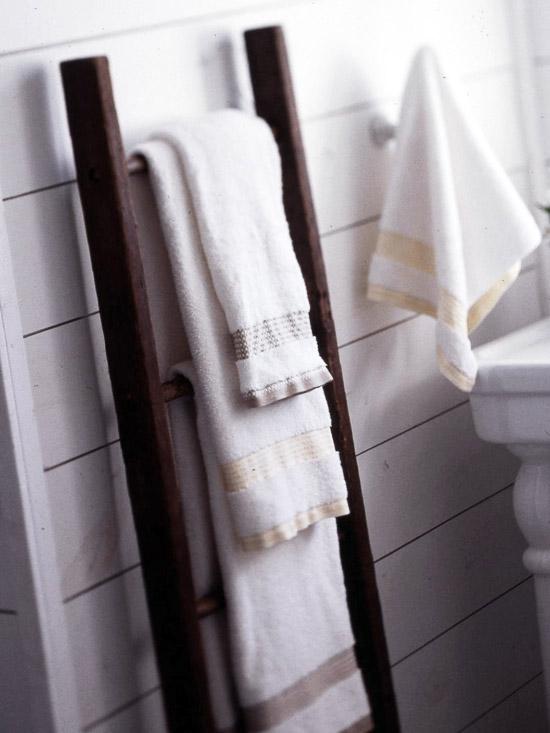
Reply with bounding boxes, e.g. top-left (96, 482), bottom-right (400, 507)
top-left (240, 498), bottom-right (349, 551)
top-left (242, 646), bottom-right (359, 731)
top-left (243, 364), bottom-right (332, 407)
top-left (436, 346), bottom-right (475, 392)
